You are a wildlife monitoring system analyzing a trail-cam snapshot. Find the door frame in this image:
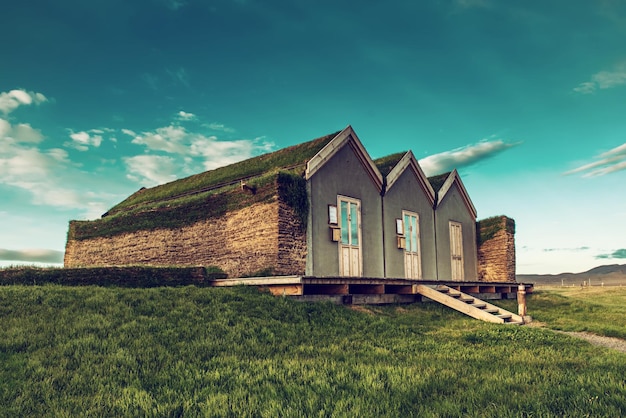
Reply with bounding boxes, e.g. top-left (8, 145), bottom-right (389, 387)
top-left (449, 220), bottom-right (464, 281)
top-left (337, 195), bottom-right (362, 277)
top-left (402, 210), bottom-right (422, 279)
